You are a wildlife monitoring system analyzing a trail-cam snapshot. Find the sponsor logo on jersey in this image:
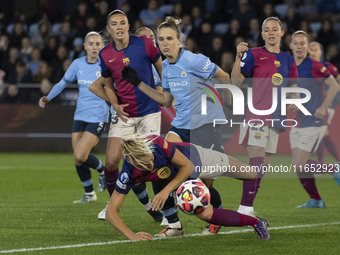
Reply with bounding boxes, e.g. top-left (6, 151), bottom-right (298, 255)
top-left (122, 57), bottom-right (130, 66)
top-left (260, 57), bottom-right (268, 60)
top-left (272, 73), bottom-right (283, 86)
top-left (163, 140), bottom-right (168, 149)
top-left (203, 59), bottom-right (211, 71)
top-left (109, 57), bottom-right (116, 63)
top-left (120, 172), bottom-right (129, 183)
top-left (242, 52), bottom-right (247, 60)
top-left (156, 166), bottom-right (171, 179)
top-left (321, 66), bottom-right (327, 73)
top-left (169, 81), bottom-right (188, 87)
